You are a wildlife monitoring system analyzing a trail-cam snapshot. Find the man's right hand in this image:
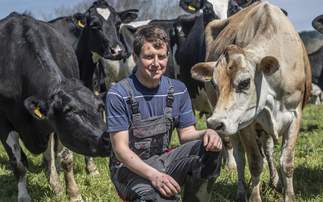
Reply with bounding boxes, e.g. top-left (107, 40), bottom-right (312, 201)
top-left (150, 172), bottom-right (181, 197)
